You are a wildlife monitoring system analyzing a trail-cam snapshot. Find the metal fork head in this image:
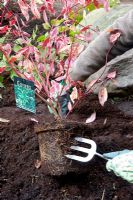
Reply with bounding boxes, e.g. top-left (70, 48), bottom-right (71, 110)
top-left (65, 137), bottom-right (97, 162)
